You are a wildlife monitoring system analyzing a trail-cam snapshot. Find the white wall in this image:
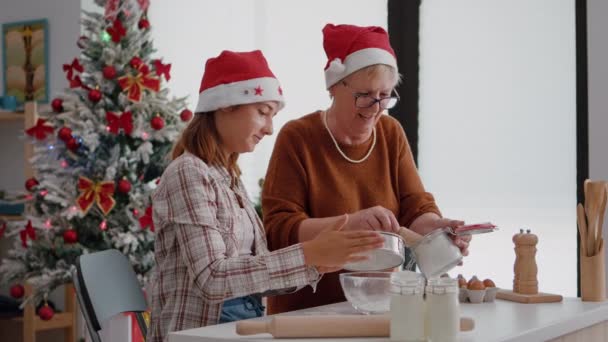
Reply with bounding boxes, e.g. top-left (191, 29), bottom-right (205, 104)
top-left (0, 0), bottom-right (80, 192)
top-left (418, 0), bottom-right (578, 296)
top-left (587, 0), bottom-right (608, 289)
top-left (145, 0), bottom-right (387, 200)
